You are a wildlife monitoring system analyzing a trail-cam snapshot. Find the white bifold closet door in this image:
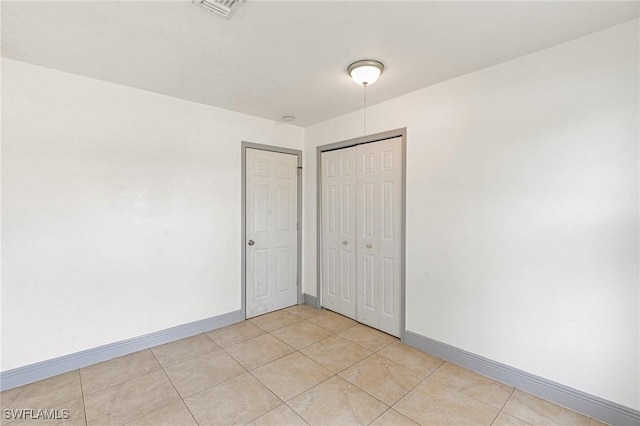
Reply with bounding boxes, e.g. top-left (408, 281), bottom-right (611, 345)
top-left (321, 137), bottom-right (402, 337)
top-left (246, 148), bottom-right (298, 318)
top-left (321, 147), bottom-right (358, 319)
